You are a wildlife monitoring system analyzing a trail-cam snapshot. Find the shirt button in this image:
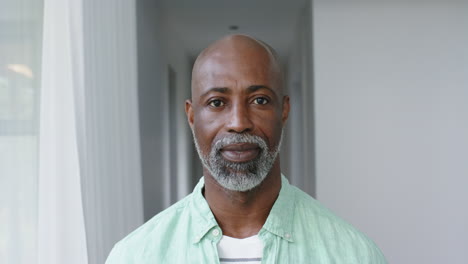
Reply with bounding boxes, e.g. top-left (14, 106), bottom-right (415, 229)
top-left (285, 233), bottom-right (291, 239)
top-left (212, 229), bottom-right (220, 236)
